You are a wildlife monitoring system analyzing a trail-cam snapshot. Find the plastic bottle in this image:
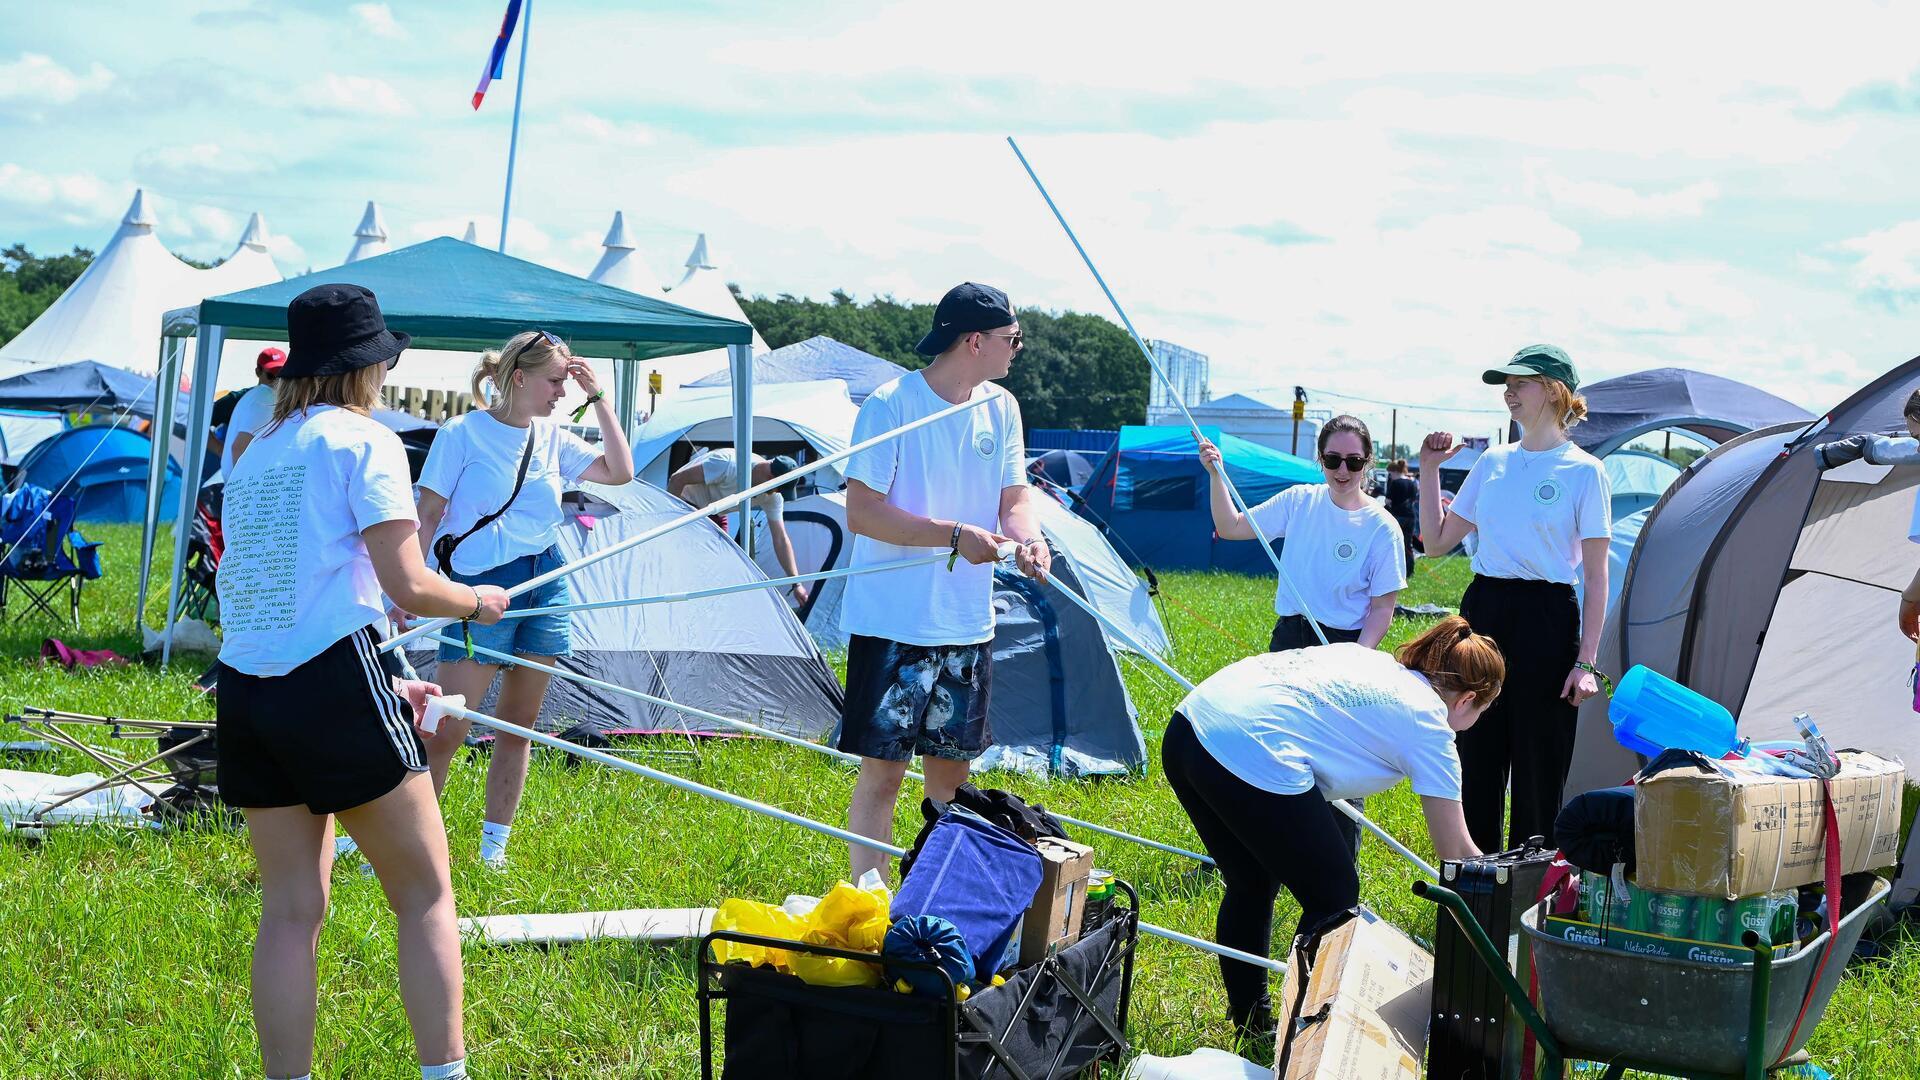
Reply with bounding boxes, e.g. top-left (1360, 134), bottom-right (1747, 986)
top-left (1607, 666), bottom-right (1738, 759)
